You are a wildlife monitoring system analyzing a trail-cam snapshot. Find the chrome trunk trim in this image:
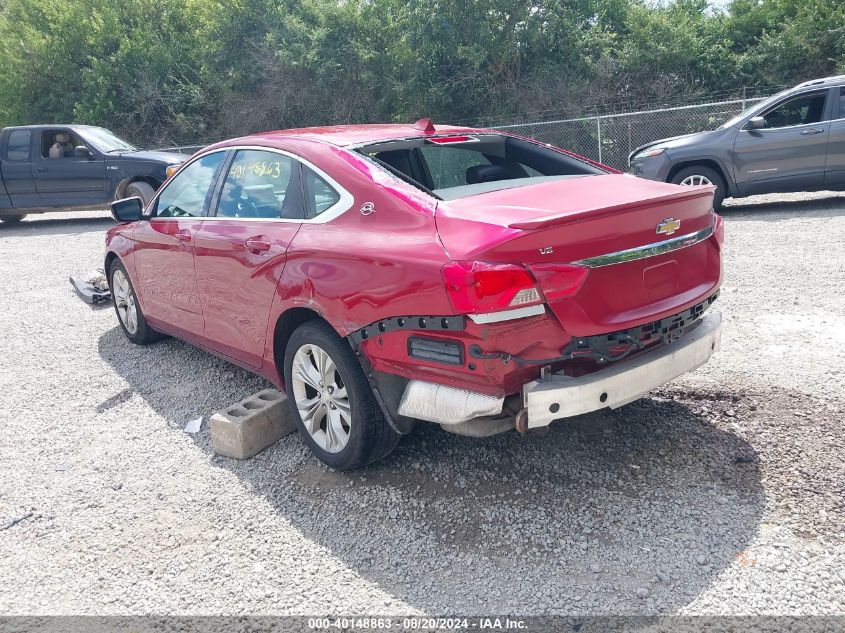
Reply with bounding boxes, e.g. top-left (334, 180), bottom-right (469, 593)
top-left (572, 225), bottom-right (714, 268)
